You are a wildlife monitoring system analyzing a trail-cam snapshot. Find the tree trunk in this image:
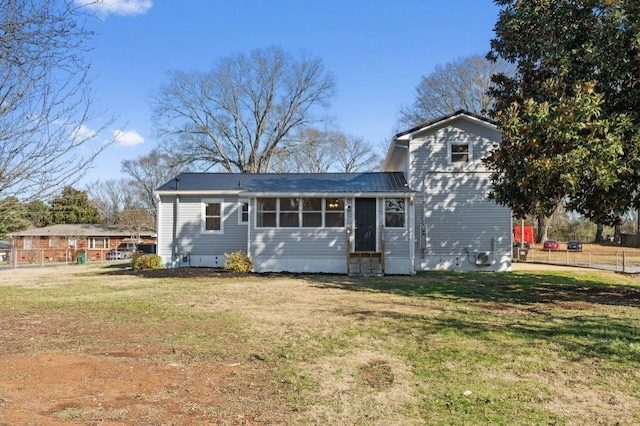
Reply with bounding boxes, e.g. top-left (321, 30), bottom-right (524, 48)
top-left (536, 215), bottom-right (550, 243)
top-left (595, 224), bottom-right (604, 242)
